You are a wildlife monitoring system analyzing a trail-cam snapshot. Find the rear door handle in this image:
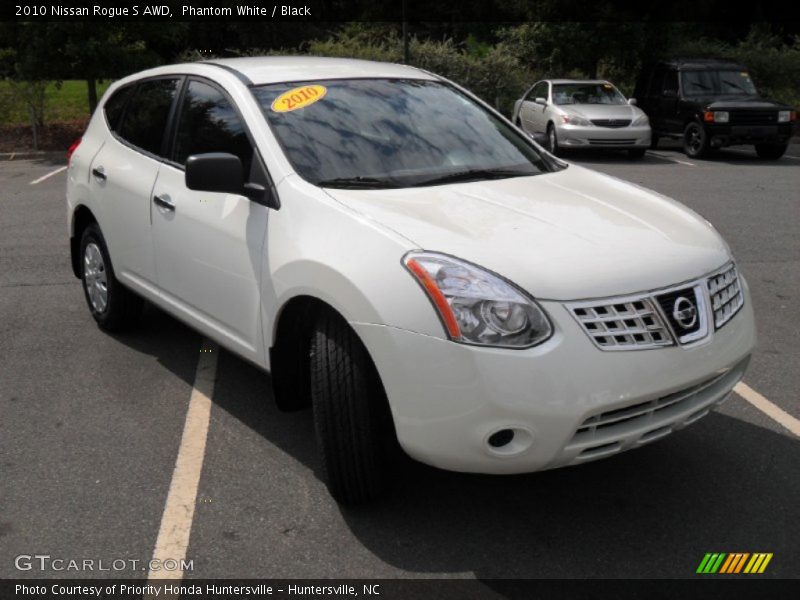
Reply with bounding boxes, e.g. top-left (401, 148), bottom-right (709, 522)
top-left (91, 167), bottom-right (106, 181)
top-left (153, 194), bottom-right (175, 211)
